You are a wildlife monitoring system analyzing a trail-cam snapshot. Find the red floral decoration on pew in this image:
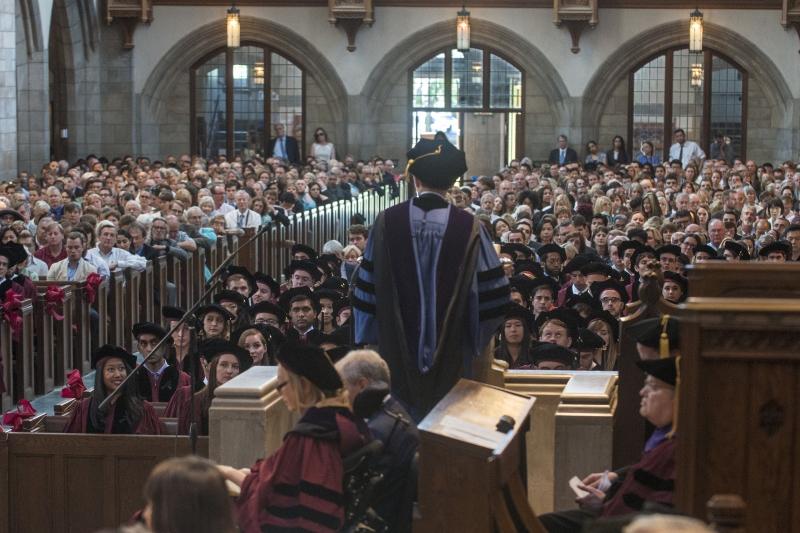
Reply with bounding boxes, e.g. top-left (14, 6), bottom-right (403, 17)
top-left (84, 273), bottom-right (103, 304)
top-left (60, 369), bottom-right (86, 399)
top-left (45, 285), bottom-right (66, 321)
top-left (2, 399), bottom-right (36, 432)
top-left (1, 290), bottom-right (23, 339)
